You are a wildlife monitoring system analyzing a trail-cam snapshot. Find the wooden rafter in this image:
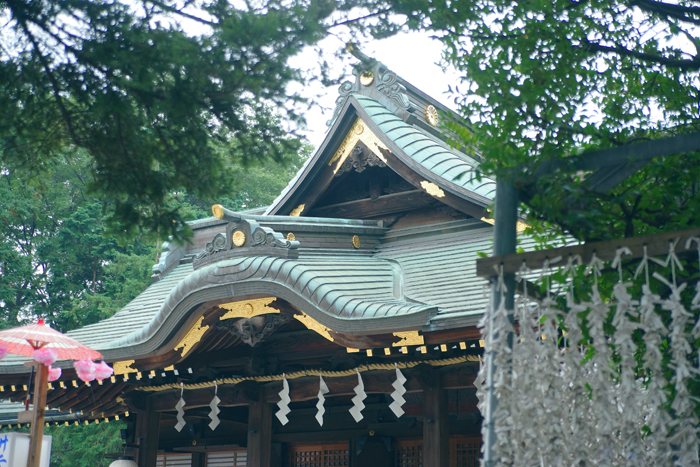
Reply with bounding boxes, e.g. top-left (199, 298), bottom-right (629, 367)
top-left (477, 226), bottom-right (700, 277)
